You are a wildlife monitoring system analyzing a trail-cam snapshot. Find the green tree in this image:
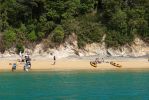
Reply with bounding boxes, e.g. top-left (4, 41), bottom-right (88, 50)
top-left (52, 25), bottom-right (64, 44)
top-left (3, 29), bottom-right (16, 48)
top-left (77, 14), bottom-right (105, 48)
top-left (27, 30), bottom-right (37, 41)
top-left (15, 24), bottom-right (27, 43)
top-left (0, 0), bottom-right (148, 51)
